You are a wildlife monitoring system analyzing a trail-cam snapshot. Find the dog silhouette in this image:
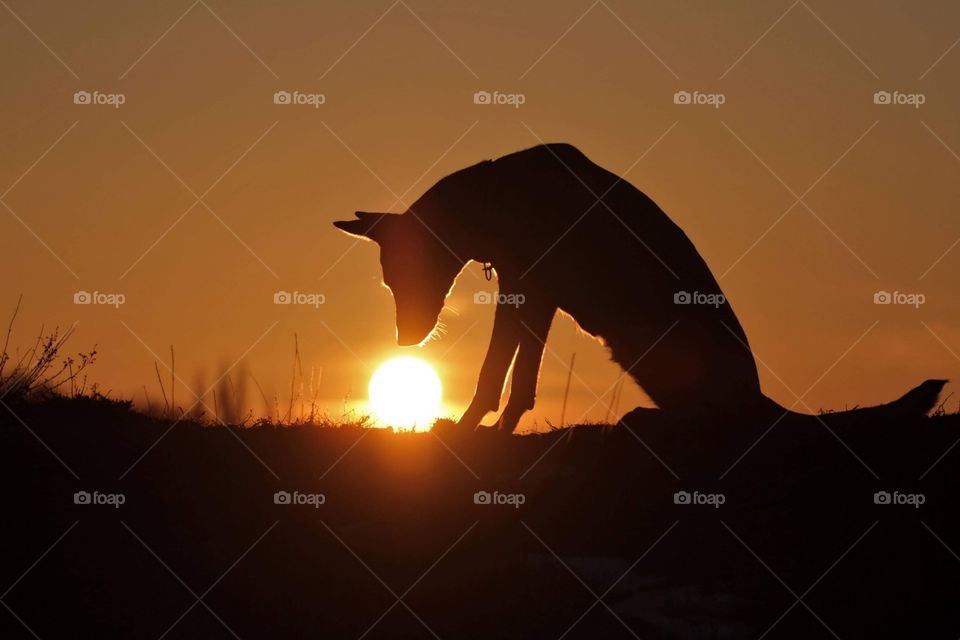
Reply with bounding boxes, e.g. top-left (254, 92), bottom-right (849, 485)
top-left (335, 144), bottom-right (945, 431)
